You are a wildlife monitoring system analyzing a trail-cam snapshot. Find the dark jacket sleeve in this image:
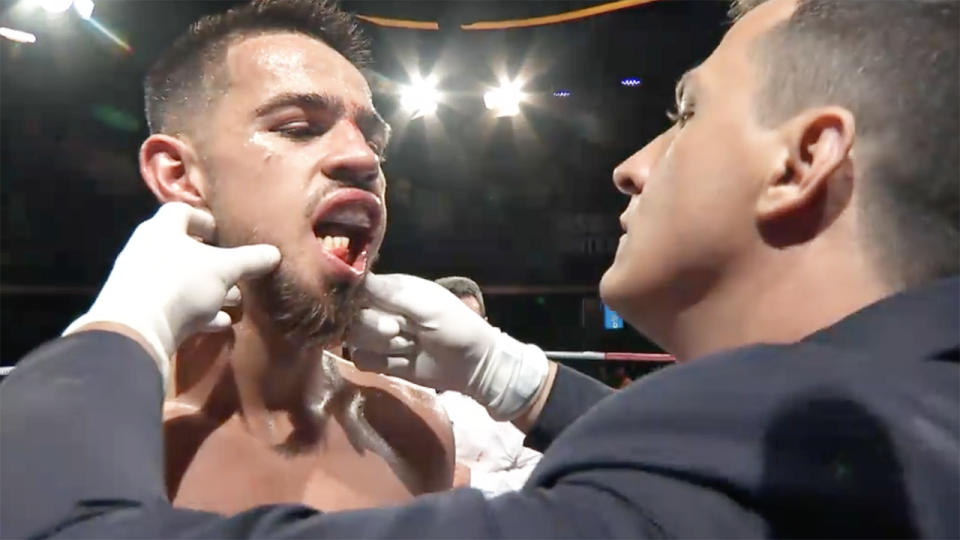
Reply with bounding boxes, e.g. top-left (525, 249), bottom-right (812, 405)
top-left (524, 364), bottom-right (614, 452)
top-left (0, 331), bottom-right (168, 540)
